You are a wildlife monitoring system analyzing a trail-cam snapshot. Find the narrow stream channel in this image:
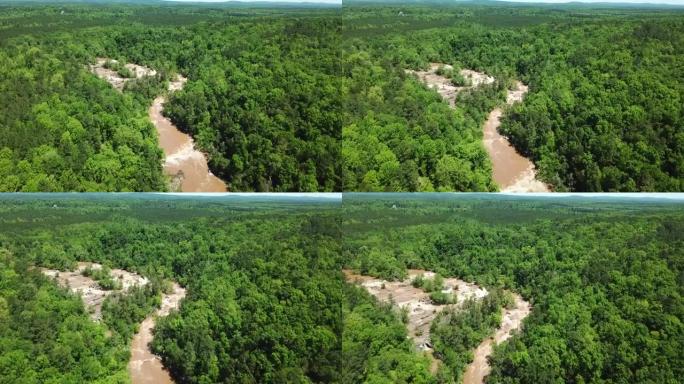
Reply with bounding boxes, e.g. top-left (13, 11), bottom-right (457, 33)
top-left (462, 294), bottom-right (531, 384)
top-left (344, 268), bottom-right (531, 383)
top-left (128, 283), bottom-right (186, 384)
top-left (41, 262), bottom-right (186, 384)
top-left (91, 58), bottom-right (226, 192)
top-left (408, 63), bottom-right (549, 192)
